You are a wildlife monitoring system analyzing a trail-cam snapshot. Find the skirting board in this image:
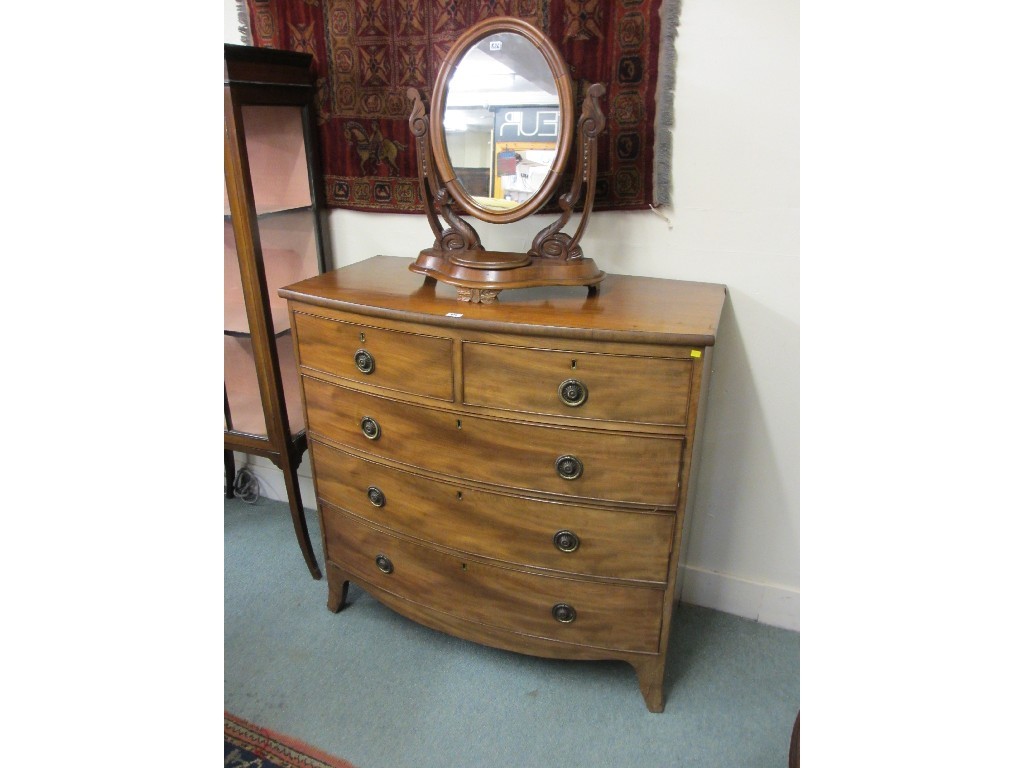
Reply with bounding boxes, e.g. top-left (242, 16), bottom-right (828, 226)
top-left (678, 564), bottom-right (800, 631)
top-left (230, 453), bottom-right (800, 632)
